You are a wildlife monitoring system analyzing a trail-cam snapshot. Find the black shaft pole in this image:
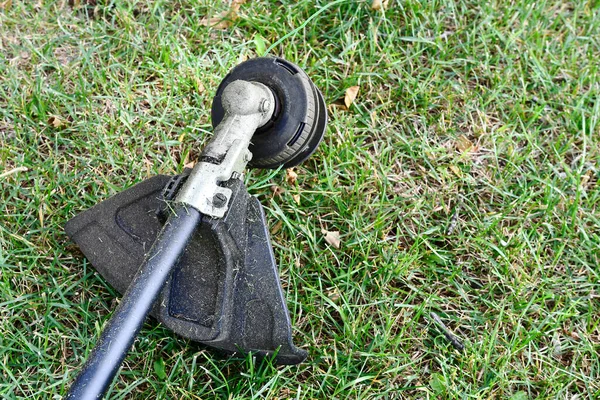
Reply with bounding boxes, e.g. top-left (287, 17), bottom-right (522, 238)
top-left (66, 205), bottom-right (201, 400)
